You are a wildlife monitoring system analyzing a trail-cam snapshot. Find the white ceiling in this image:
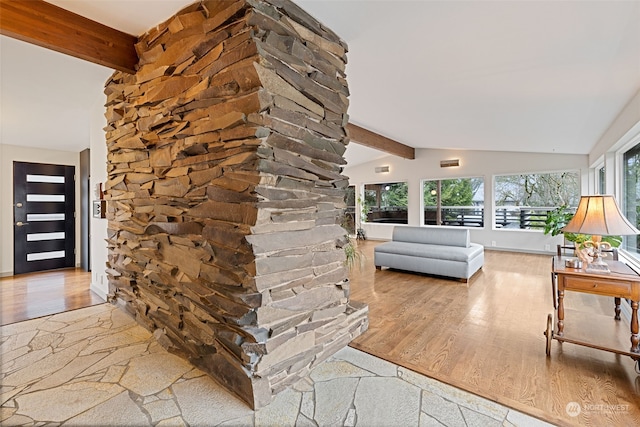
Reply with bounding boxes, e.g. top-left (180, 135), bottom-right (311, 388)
top-left (2, 0), bottom-right (639, 166)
